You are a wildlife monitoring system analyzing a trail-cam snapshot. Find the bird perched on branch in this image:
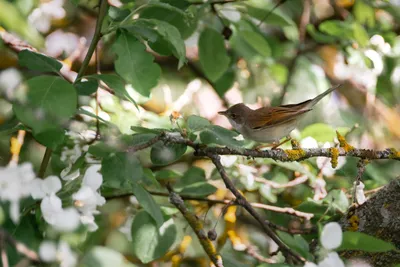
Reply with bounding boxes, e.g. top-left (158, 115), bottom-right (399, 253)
top-left (218, 85), bottom-right (341, 149)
